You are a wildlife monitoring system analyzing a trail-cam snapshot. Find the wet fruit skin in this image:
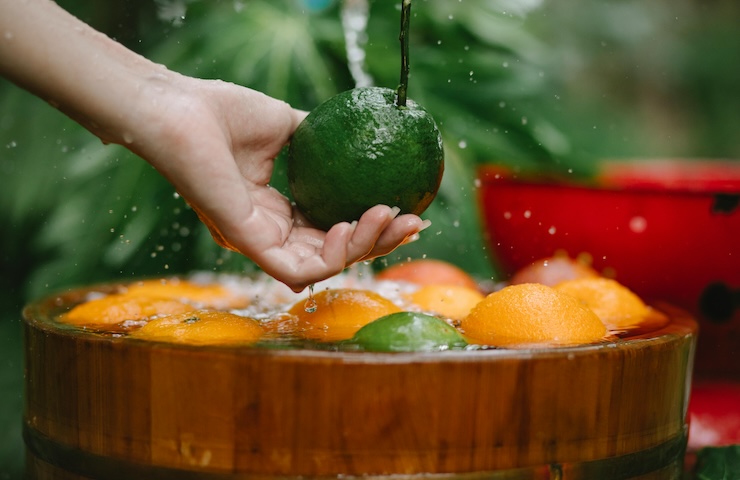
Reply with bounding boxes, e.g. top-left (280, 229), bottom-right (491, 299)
top-left (351, 311), bottom-right (467, 352)
top-left (131, 310), bottom-right (263, 346)
top-left (460, 283), bottom-right (607, 346)
top-left (287, 288), bottom-right (401, 342)
top-left (288, 87), bottom-right (444, 230)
